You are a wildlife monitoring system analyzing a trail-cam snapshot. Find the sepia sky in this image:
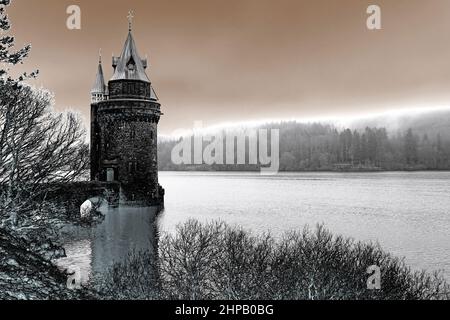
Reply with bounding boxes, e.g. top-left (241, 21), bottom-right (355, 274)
top-left (8, 0), bottom-right (450, 134)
